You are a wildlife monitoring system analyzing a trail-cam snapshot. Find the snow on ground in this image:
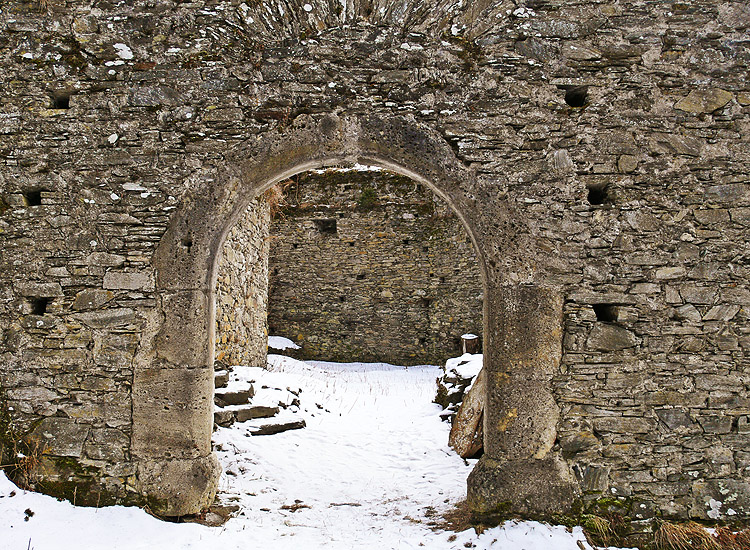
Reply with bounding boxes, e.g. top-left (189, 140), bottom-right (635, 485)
top-left (1, 354), bottom-right (611, 550)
